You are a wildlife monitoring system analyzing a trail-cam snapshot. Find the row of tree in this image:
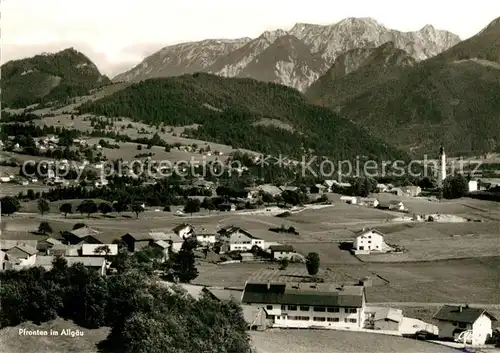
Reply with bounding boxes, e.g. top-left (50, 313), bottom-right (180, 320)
top-left (0, 245), bottom-right (251, 353)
